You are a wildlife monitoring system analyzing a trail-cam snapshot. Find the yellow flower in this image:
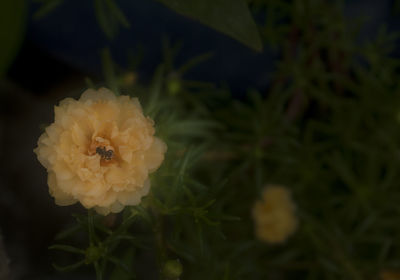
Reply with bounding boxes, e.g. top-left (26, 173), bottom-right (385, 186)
top-left (34, 88), bottom-right (167, 215)
top-left (252, 185), bottom-right (298, 244)
top-left (380, 270), bottom-right (400, 280)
